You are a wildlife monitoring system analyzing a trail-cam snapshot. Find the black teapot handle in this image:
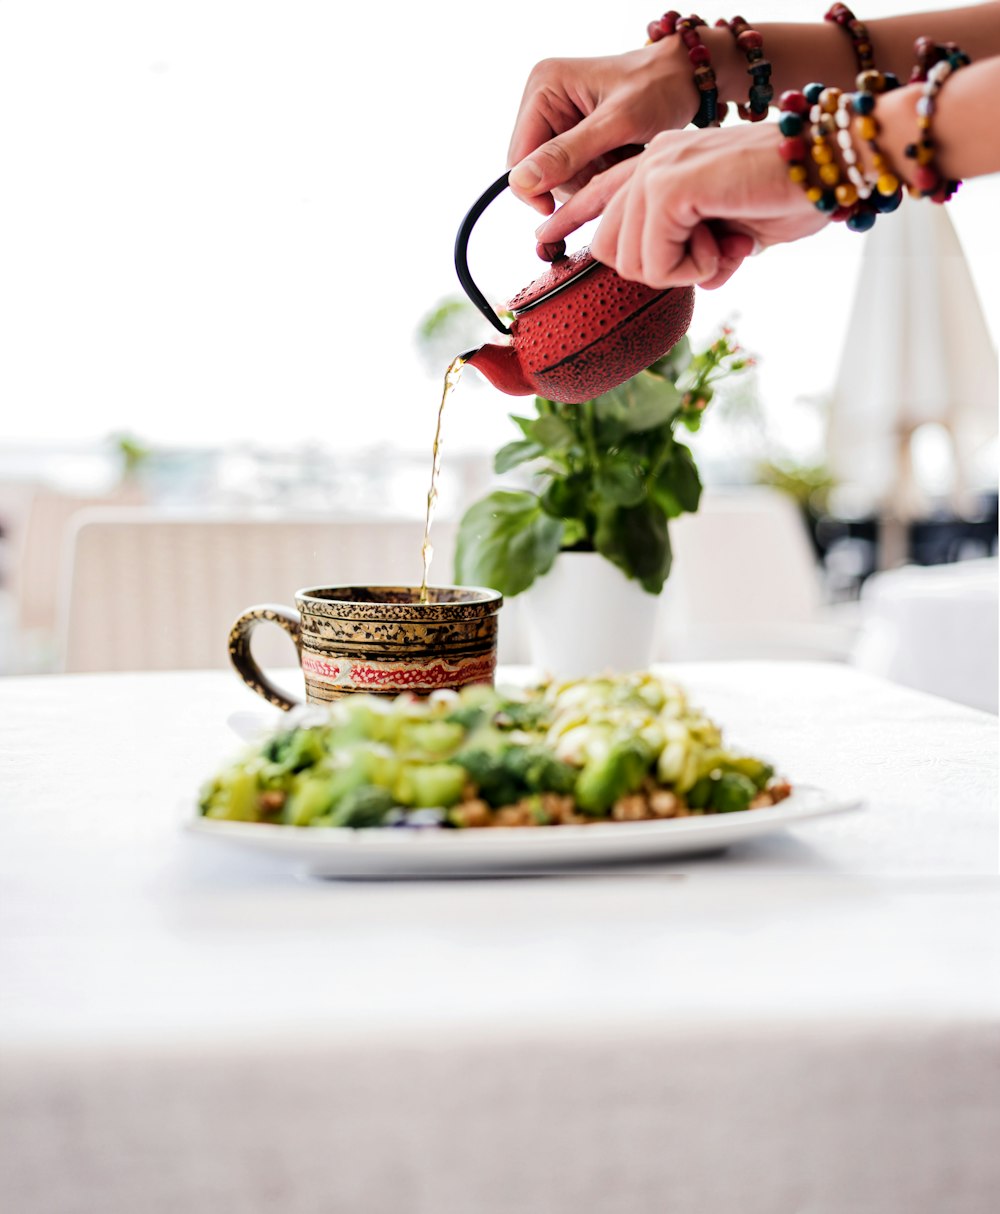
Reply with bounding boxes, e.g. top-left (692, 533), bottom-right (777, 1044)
top-left (454, 171), bottom-right (513, 337)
